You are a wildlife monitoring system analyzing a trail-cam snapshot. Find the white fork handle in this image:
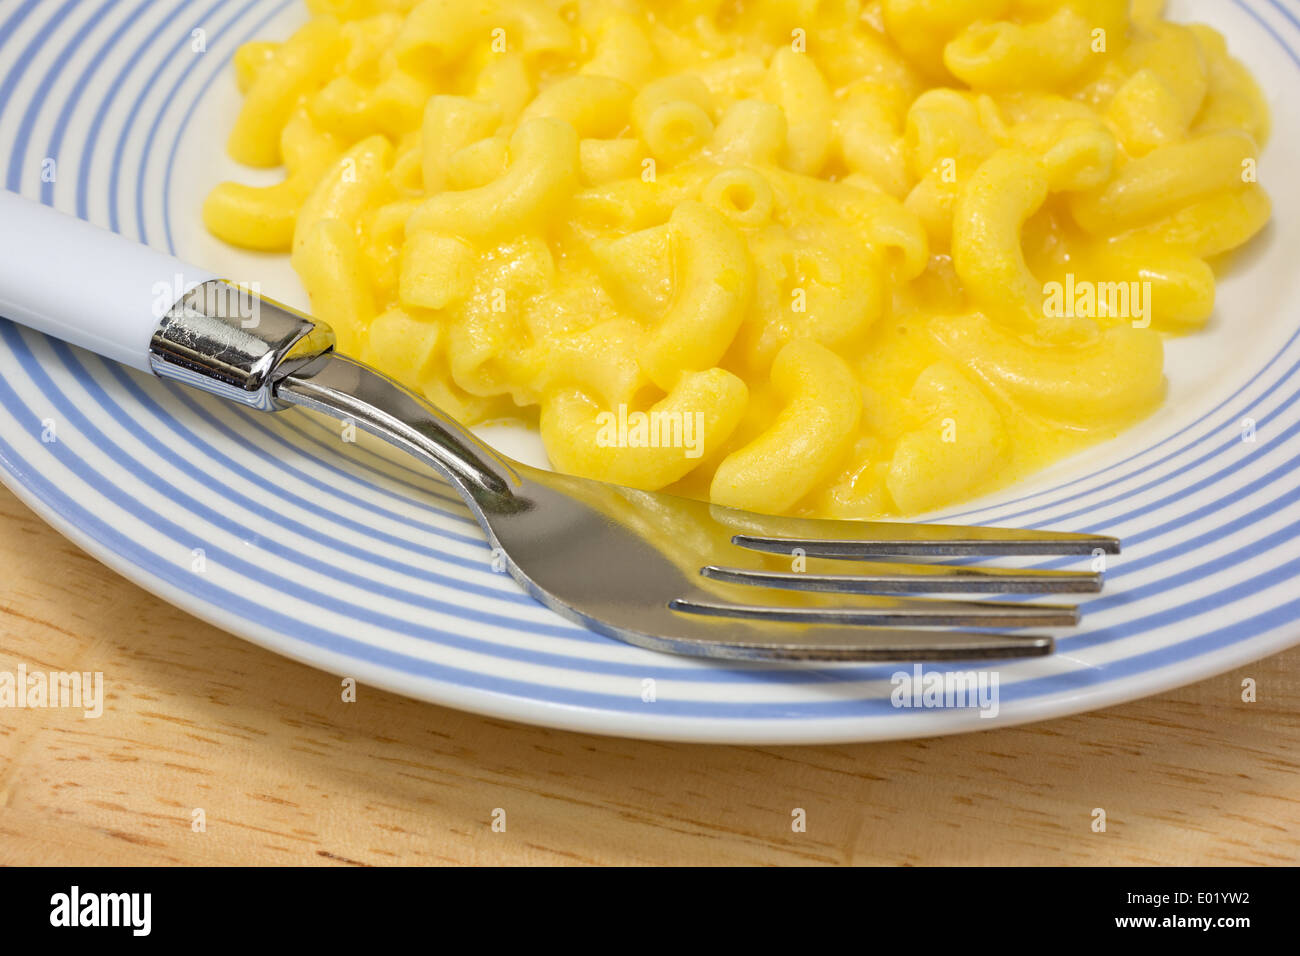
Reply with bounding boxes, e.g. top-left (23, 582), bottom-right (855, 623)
top-left (0, 189), bottom-right (214, 372)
